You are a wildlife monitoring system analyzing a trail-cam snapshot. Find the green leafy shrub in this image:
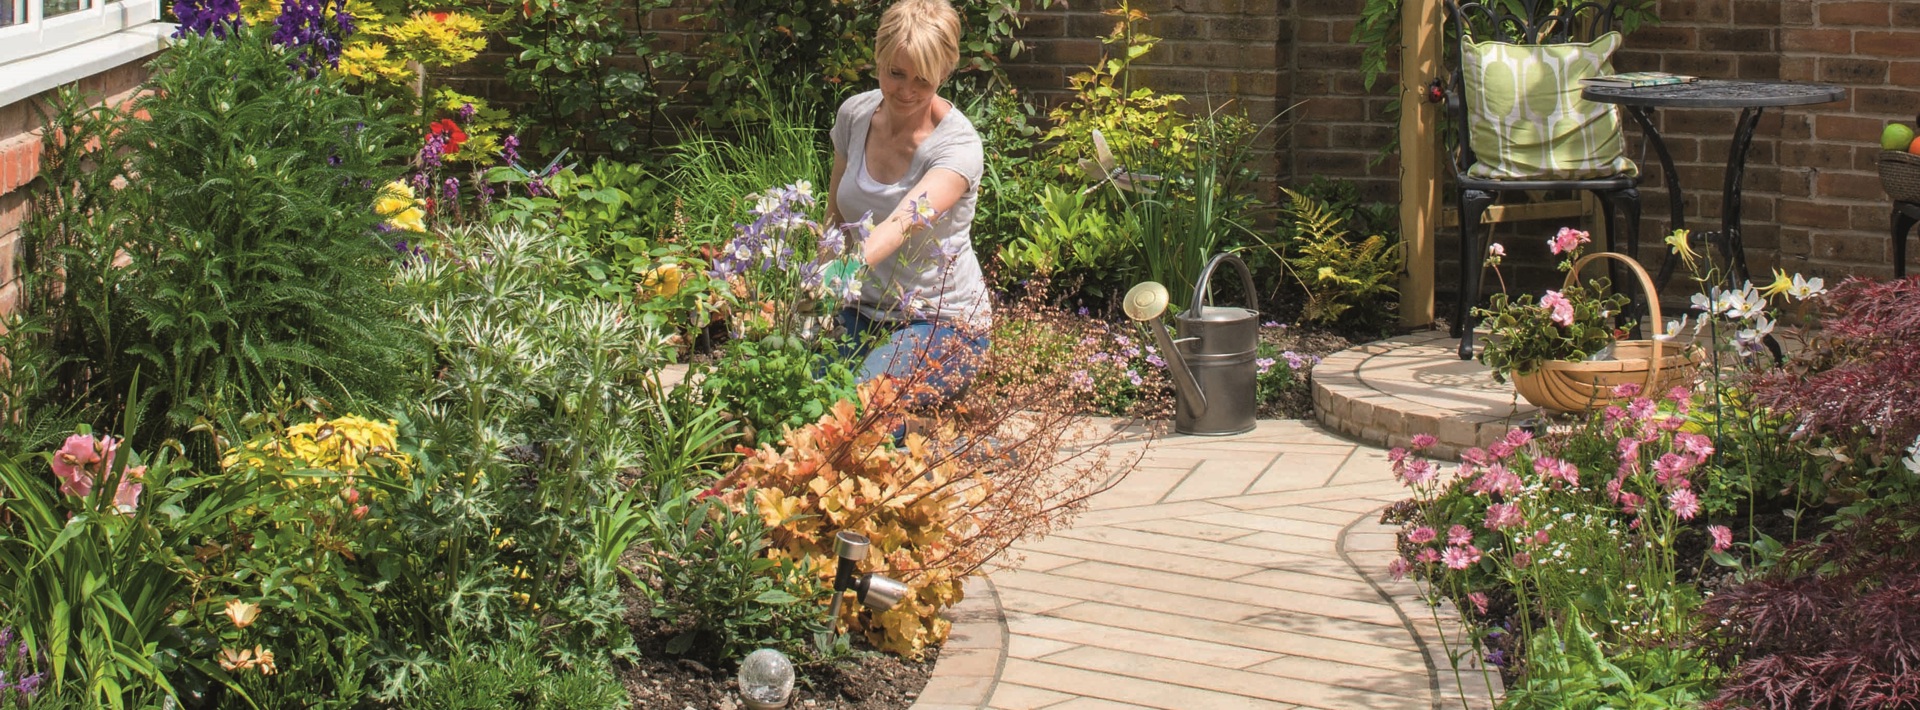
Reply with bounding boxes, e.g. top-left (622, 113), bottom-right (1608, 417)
top-left (501, 0), bottom-right (677, 159)
top-left (696, 336), bottom-right (858, 445)
top-left (639, 491), bottom-right (827, 664)
top-left (410, 637), bottom-right (626, 710)
top-left (1001, 185), bottom-right (1133, 295)
top-left (955, 85), bottom-right (1049, 277)
top-left (120, 26), bottom-right (426, 437)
